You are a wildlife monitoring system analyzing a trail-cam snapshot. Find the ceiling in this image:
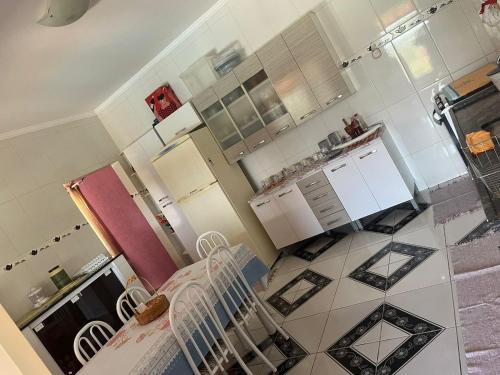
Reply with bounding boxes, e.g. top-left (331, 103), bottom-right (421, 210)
top-left (0, 0), bottom-right (217, 134)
